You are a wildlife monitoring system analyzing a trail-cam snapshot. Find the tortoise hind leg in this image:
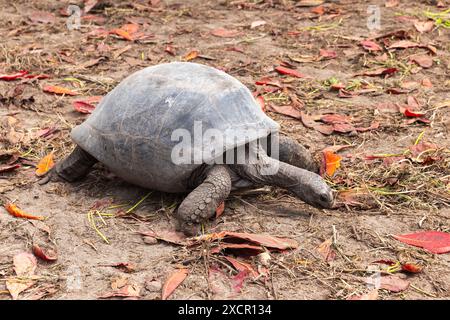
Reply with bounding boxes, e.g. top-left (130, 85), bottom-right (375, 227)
top-left (176, 165), bottom-right (231, 236)
top-left (271, 135), bottom-right (319, 174)
top-left (55, 146), bottom-right (97, 182)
